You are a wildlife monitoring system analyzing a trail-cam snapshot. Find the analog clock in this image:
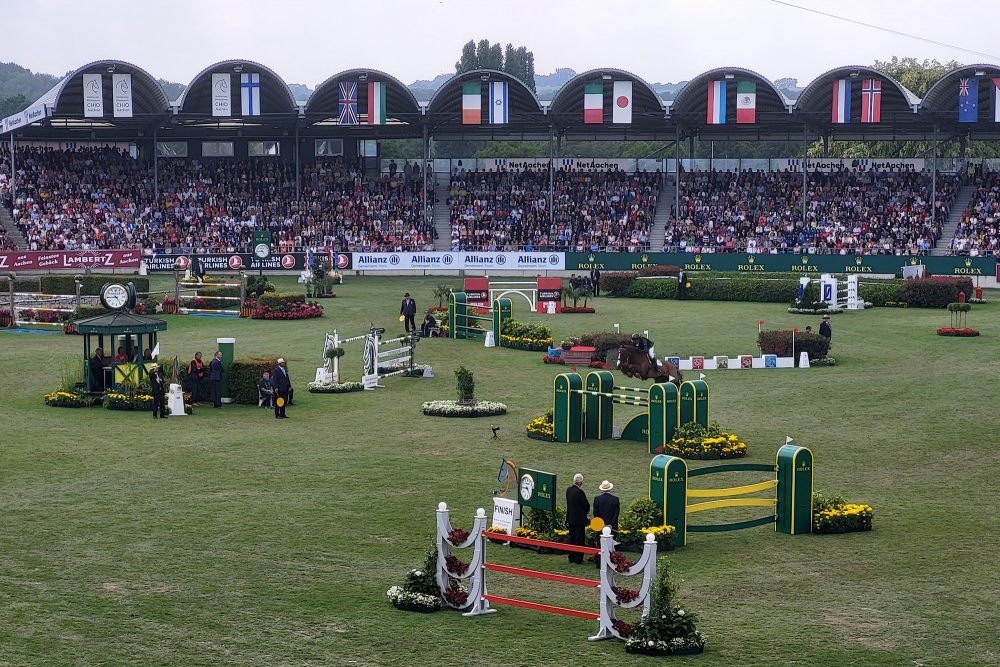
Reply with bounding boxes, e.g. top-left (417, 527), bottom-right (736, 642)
top-left (254, 242), bottom-right (271, 259)
top-left (100, 283), bottom-right (130, 310)
top-left (519, 474), bottom-right (535, 502)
